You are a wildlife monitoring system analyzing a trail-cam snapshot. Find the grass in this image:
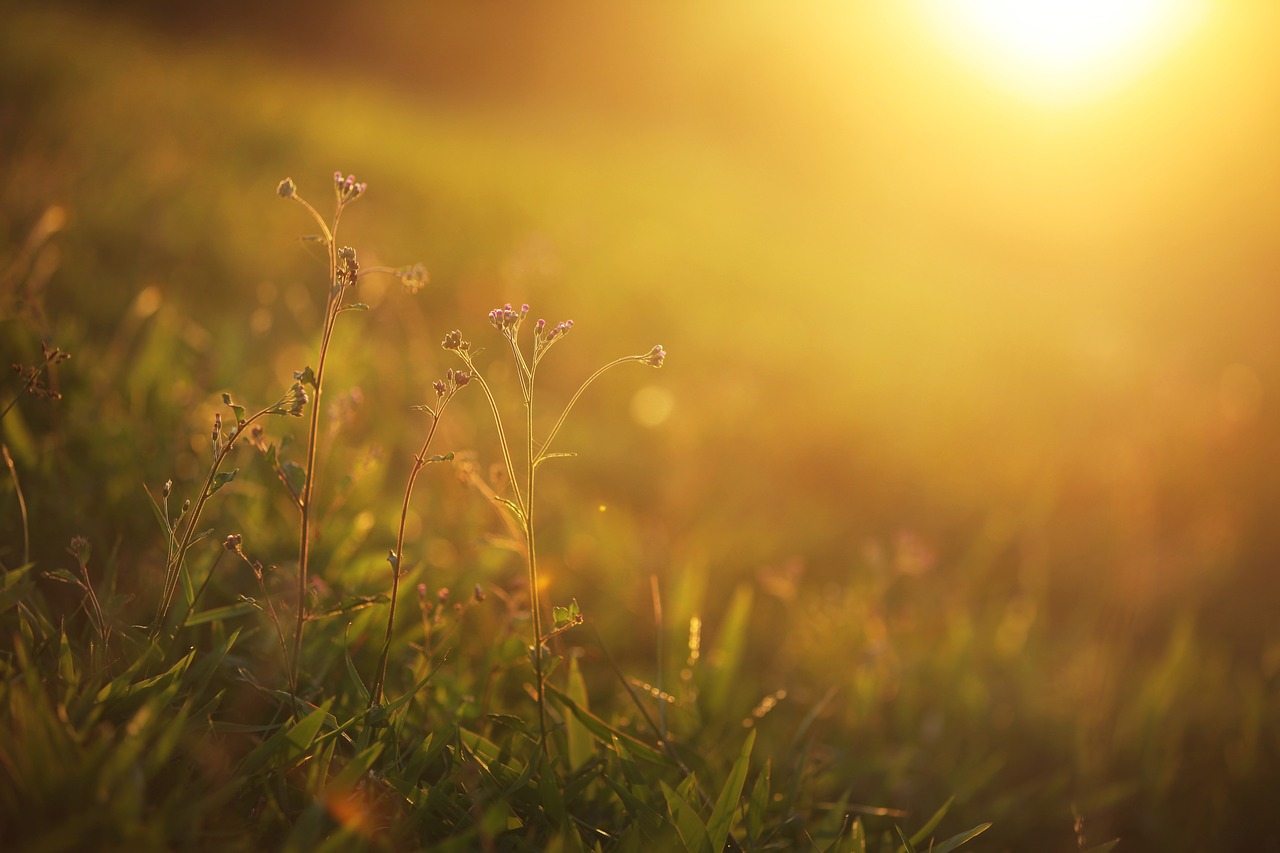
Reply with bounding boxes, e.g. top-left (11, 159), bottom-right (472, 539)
top-left (0, 169), bottom-right (990, 852)
top-left (3, 3), bottom-right (1280, 851)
